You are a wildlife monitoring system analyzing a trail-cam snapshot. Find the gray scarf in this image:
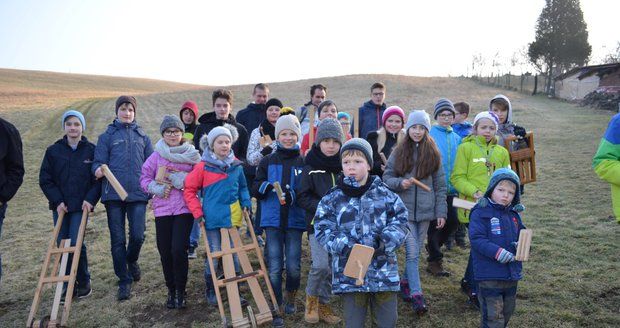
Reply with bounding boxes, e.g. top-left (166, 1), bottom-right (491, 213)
top-left (155, 139), bottom-right (201, 165)
top-left (202, 147), bottom-right (236, 170)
